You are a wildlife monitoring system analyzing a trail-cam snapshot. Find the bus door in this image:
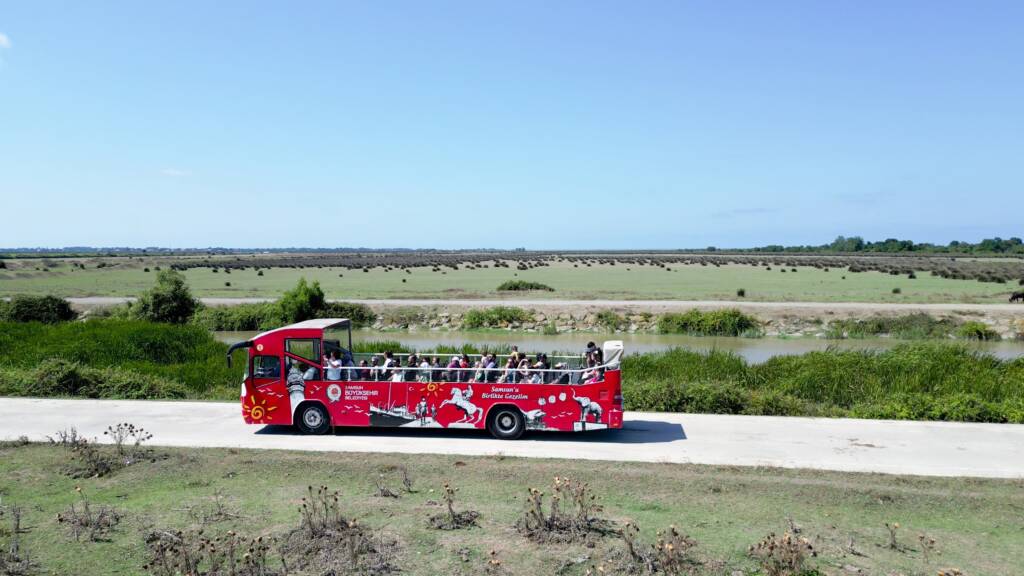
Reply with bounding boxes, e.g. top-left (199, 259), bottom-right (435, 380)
top-left (244, 353), bottom-right (292, 425)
